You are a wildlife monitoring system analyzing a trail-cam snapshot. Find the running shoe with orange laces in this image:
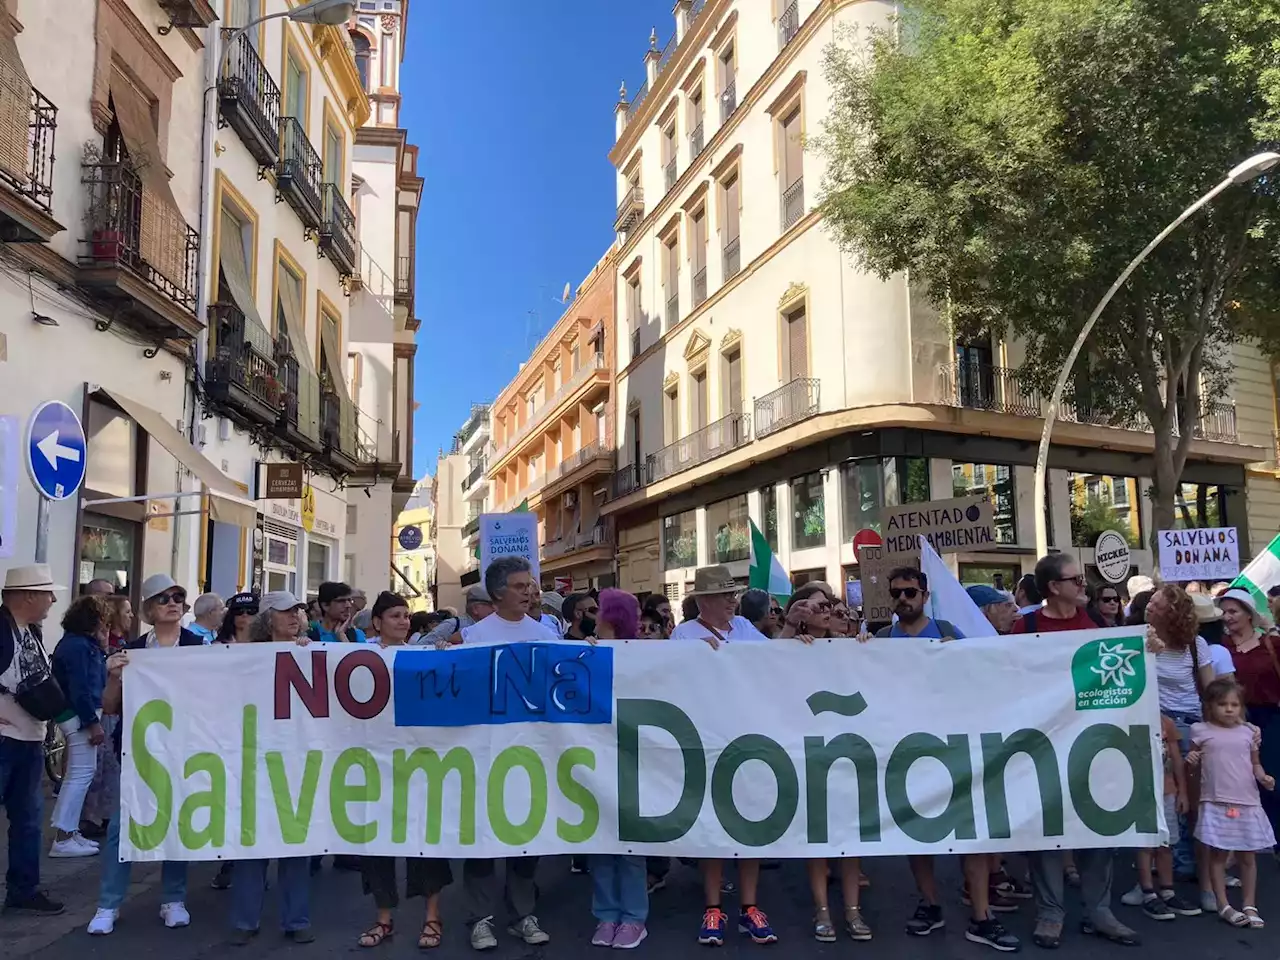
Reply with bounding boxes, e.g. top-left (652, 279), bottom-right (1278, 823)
top-left (698, 907), bottom-right (727, 946)
top-left (738, 906), bottom-right (778, 944)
